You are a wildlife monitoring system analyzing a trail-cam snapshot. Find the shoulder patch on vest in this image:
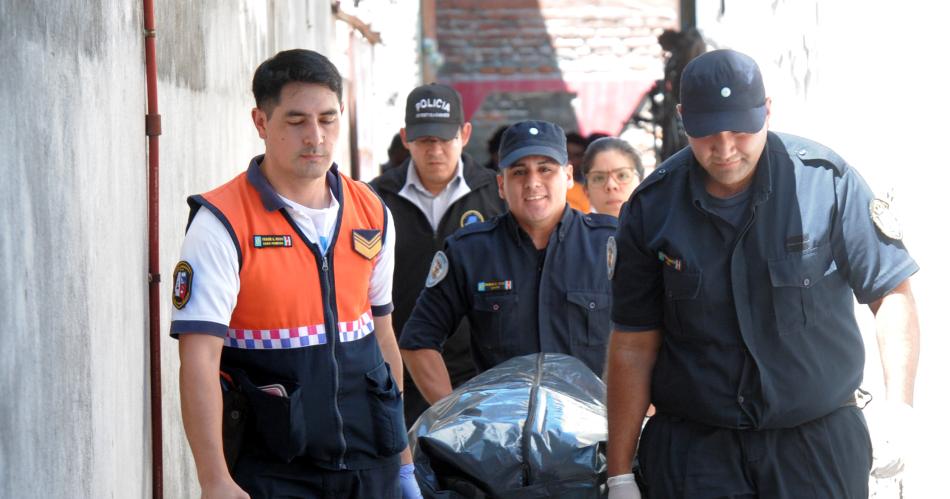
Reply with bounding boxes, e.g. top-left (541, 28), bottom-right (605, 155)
top-left (172, 261), bottom-right (193, 310)
top-left (353, 229), bottom-right (382, 259)
top-left (459, 209), bottom-right (485, 227)
top-left (426, 251), bottom-right (450, 288)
